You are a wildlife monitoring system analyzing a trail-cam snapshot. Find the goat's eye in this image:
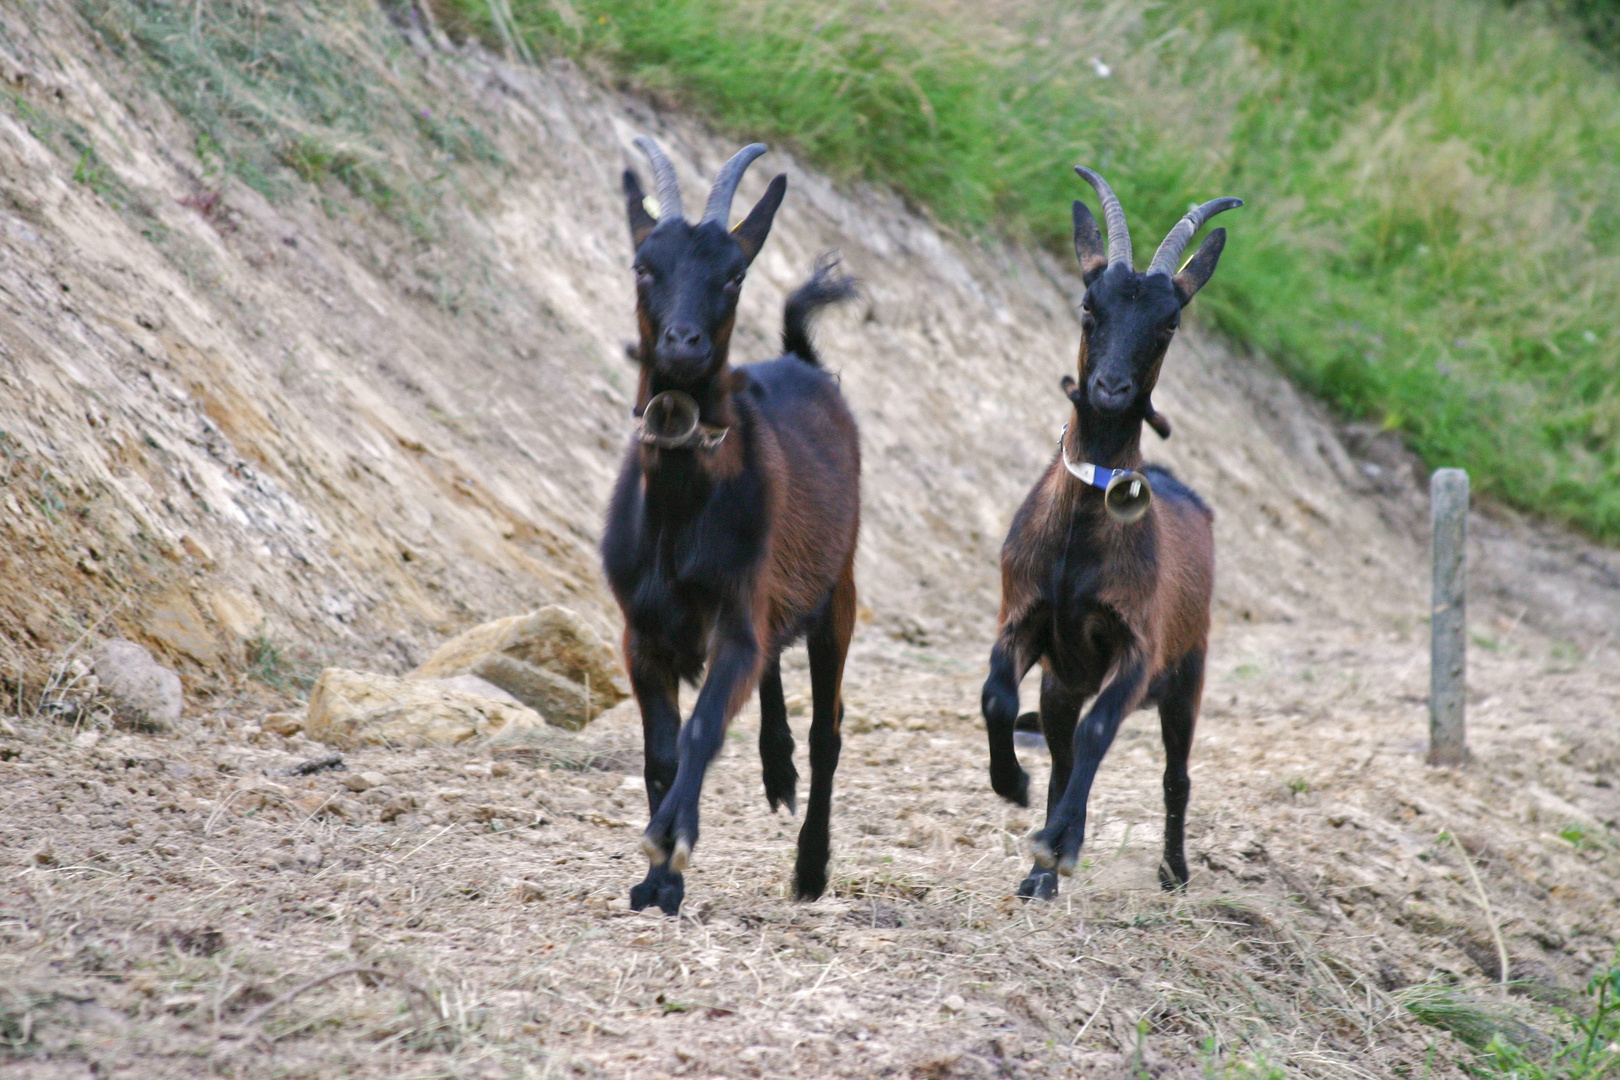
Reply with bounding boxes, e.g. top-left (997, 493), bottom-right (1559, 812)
top-left (724, 272), bottom-right (745, 294)
top-left (633, 264), bottom-right (653, 282)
